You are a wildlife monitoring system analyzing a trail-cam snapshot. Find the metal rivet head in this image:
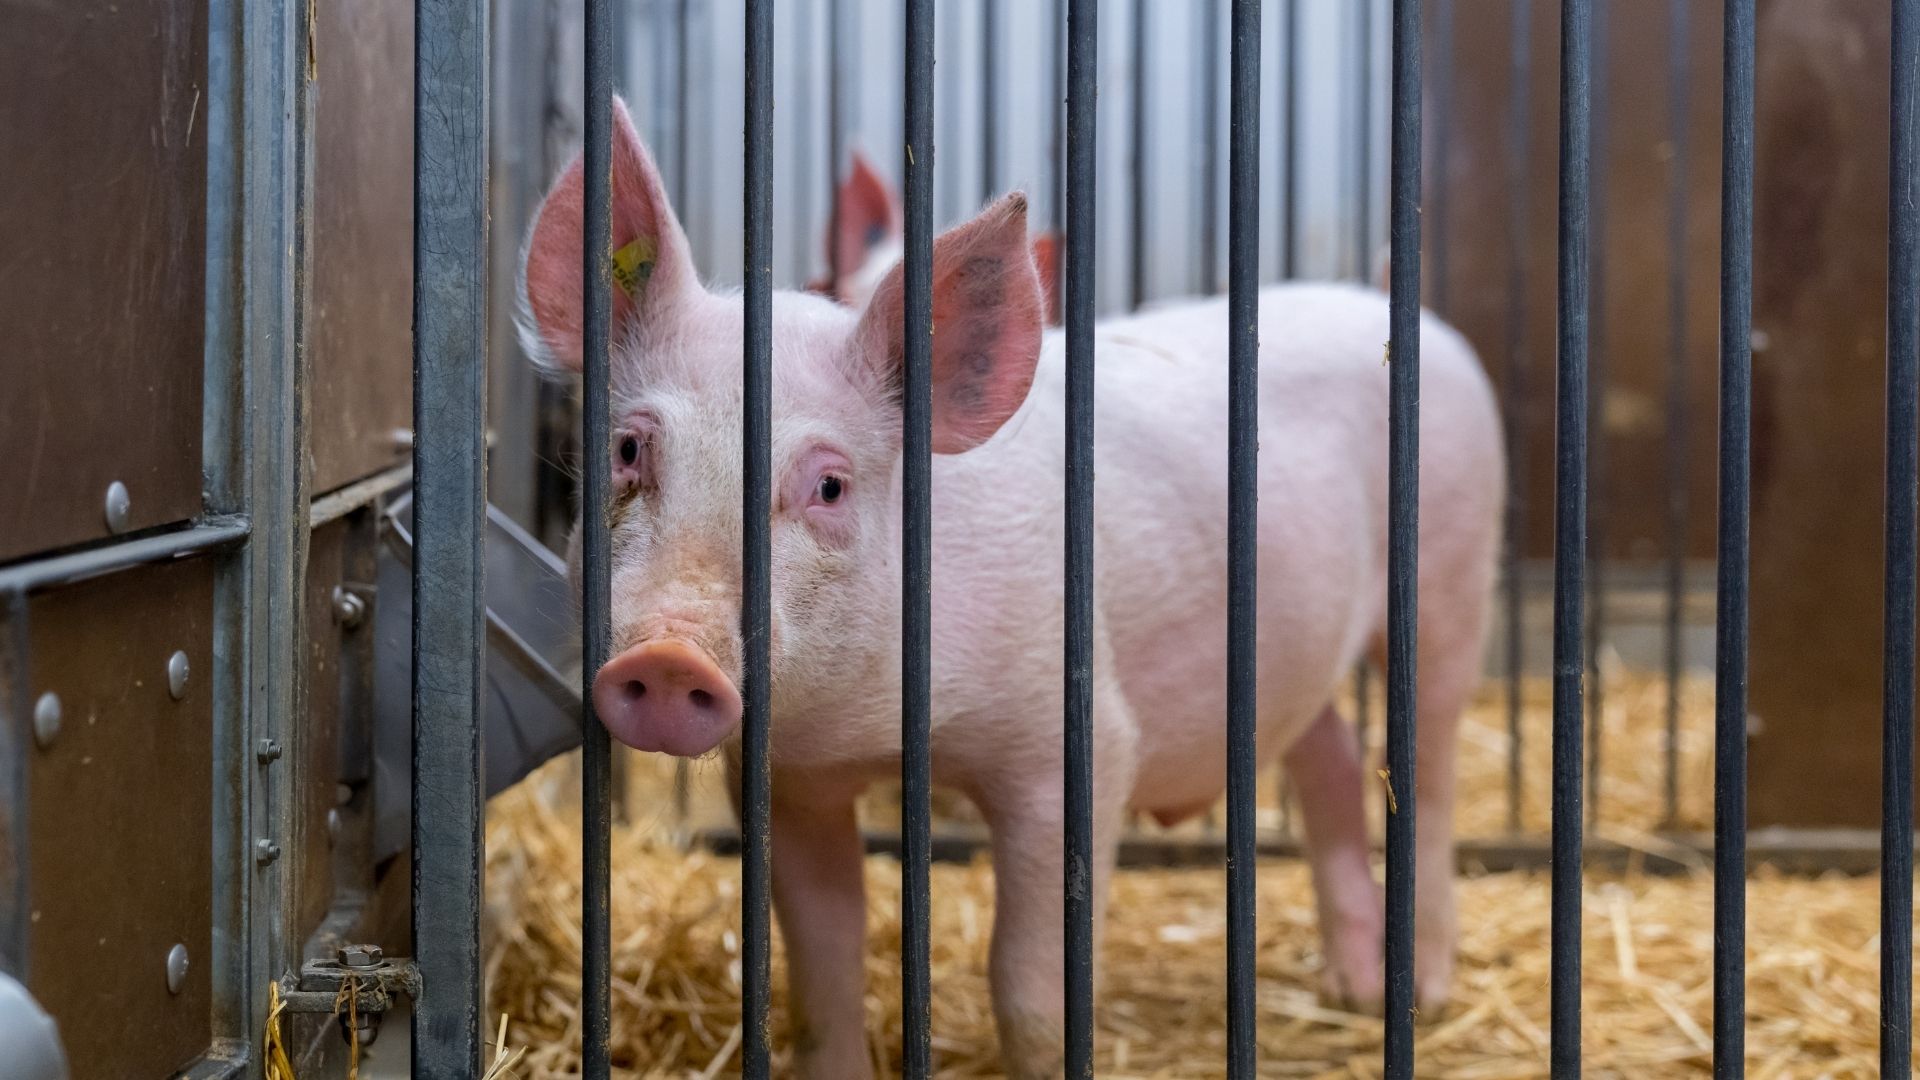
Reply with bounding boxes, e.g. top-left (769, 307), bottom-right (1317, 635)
top-left (103, 481), bottom-right (131, 533)
top-left (32, 693), bottom-right (60, 749)
top-left (331, 586), bottom-right (366, 629)
top-left (166, 651), bottom-right (190, 700)
top-left (337, 943), bottom-right (383, 968)
top-left (327, 808), bottom-right (341, 847)
top-left (256, 739), bottom-right (282, 763)
top-left (255, 839), bottom-right (280, 865)
top-left (165, 944), bottom-right (189, 994)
